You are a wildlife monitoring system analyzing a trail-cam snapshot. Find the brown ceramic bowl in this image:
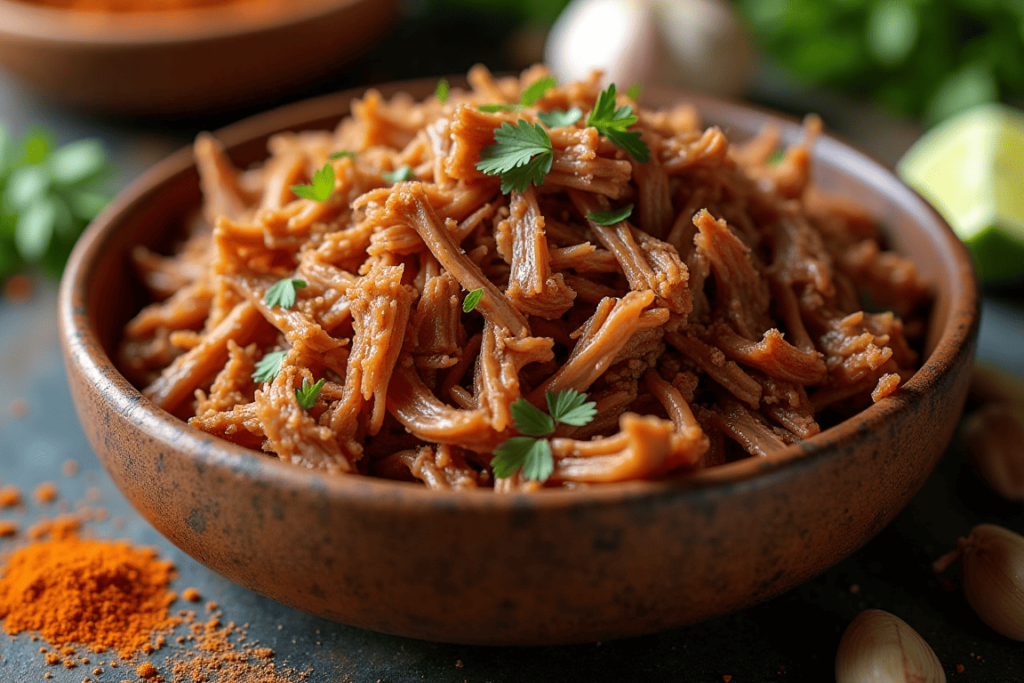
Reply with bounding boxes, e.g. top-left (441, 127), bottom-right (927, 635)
top-left (0, 0), bottom-right (397, 116)
top-left (59, 79), bottom-right (979, 645)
